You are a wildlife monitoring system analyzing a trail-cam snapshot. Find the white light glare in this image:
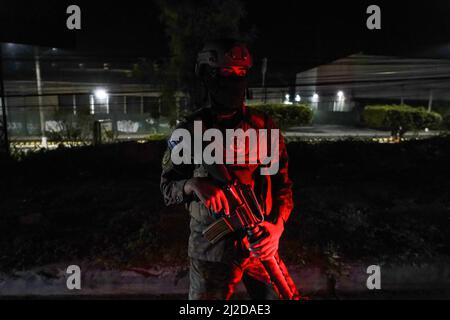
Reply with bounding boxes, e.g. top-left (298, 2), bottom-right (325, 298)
top-left (337, 91), bottom-right (344, 99)
top-left (94, 89), bottom-right (108, 100)
top-left (312, 93), bottom-right (319, 102)
top-left (295, 94), bottom-right (301, 102)
top-left (283, 94), bottom-right (293, 105)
